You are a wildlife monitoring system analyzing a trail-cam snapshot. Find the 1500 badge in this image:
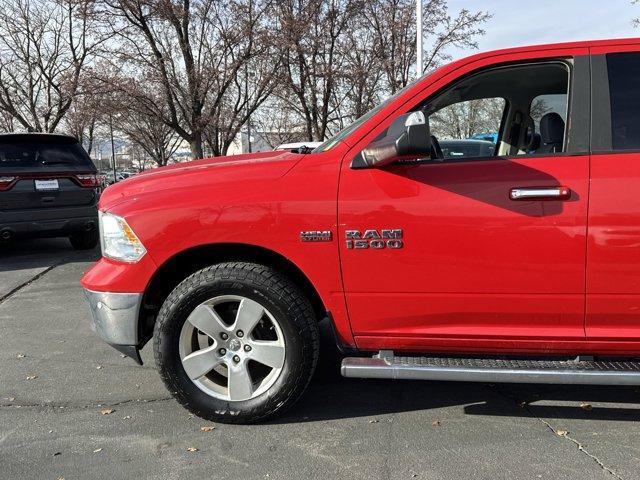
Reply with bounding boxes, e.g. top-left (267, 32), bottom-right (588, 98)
top-left (345, 229), bottom-right (403, 249)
